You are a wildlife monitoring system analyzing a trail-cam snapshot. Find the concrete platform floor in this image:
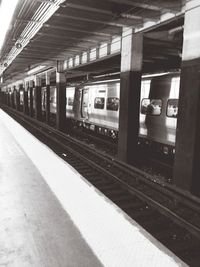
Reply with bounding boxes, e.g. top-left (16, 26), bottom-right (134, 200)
top-left (0, 109), bottom-right (188, 267)
top-left (0, 115), bottom-right (103, 267)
